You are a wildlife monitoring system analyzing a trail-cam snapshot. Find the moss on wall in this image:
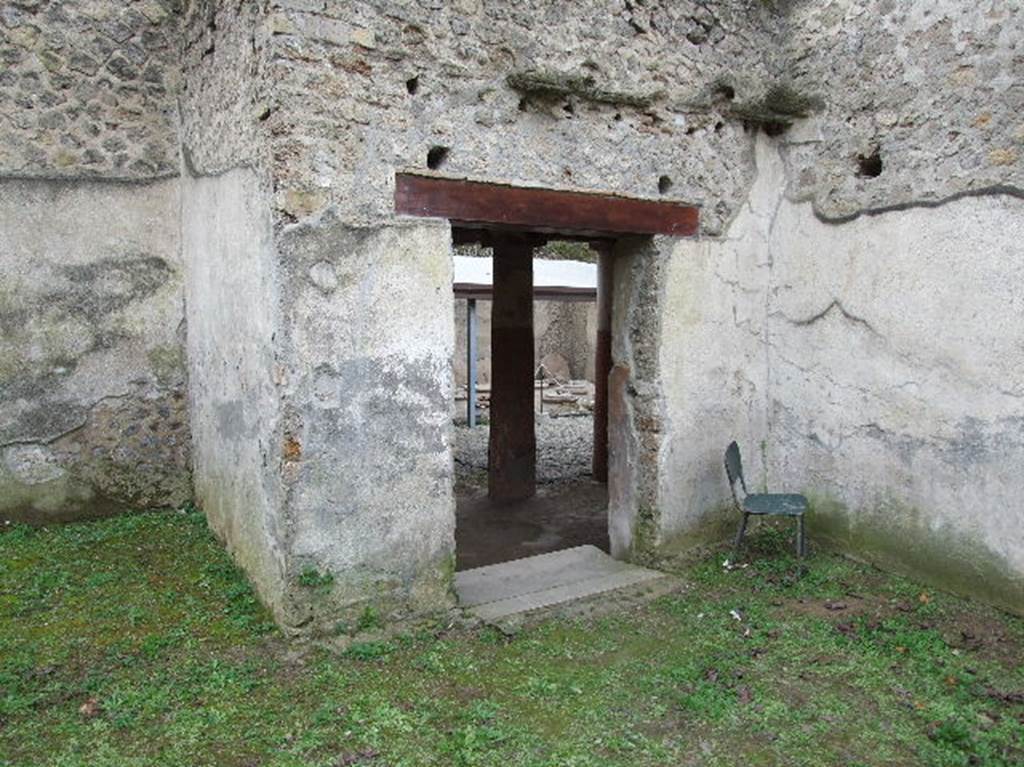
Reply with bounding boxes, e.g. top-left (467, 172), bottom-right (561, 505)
top-left (807, 492), bottom-right (1024, 617)
top-left (507, 69), bottom-right (665, 109)
top-left (282, 549), bottom-right (457, 639)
